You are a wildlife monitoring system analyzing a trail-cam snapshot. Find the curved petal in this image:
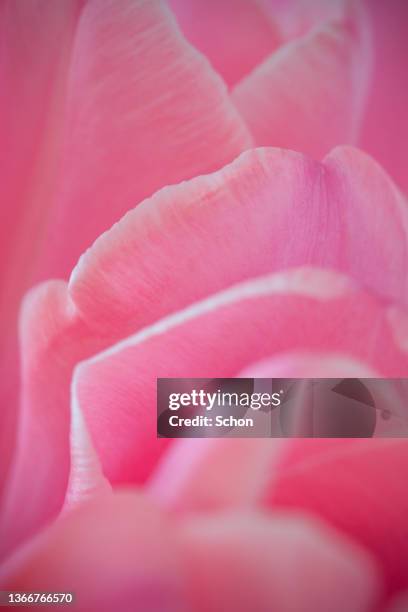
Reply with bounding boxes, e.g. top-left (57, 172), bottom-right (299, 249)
top-left (71, 268), bottom-right (408, 491)
top-left (63, 397), bottom-right (112, 511)
top-left (0, 281), bottom-right (94, 558)
top-left (181, 512), bottom-right (380, 612)
top-left (0, 0), bottom-right (83, 500)
top-left (240, 351), bottom-right (379, 377)
top-left (4, 144), bottom-right (408, 555)
top-left (0, 491), bottom-right (188, 612)
top-left (360, 0), bottom-right (408, 193)
top-left (148, 438), bottom-right (283, 513)
top-left (0, 492), bottom-right (380, 612)
top-left (35, 0), bottom-right (252, 281)
top-left (232, 13), bottom-right (372, 159)
top-left (265, 438), bottom-right (408, 595)
top-left (0, 0), bottom-right (82, 308)
top-left (0, 0), bottom-right (251, 501)
top-left (322, 146), bottom-right (408, 303)
top-left (168, 0), bottom-right (281, 86)
top-left (262, 0), bottom-right (351, 40)
top-left (69, 146), bottom-right (408, 334)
